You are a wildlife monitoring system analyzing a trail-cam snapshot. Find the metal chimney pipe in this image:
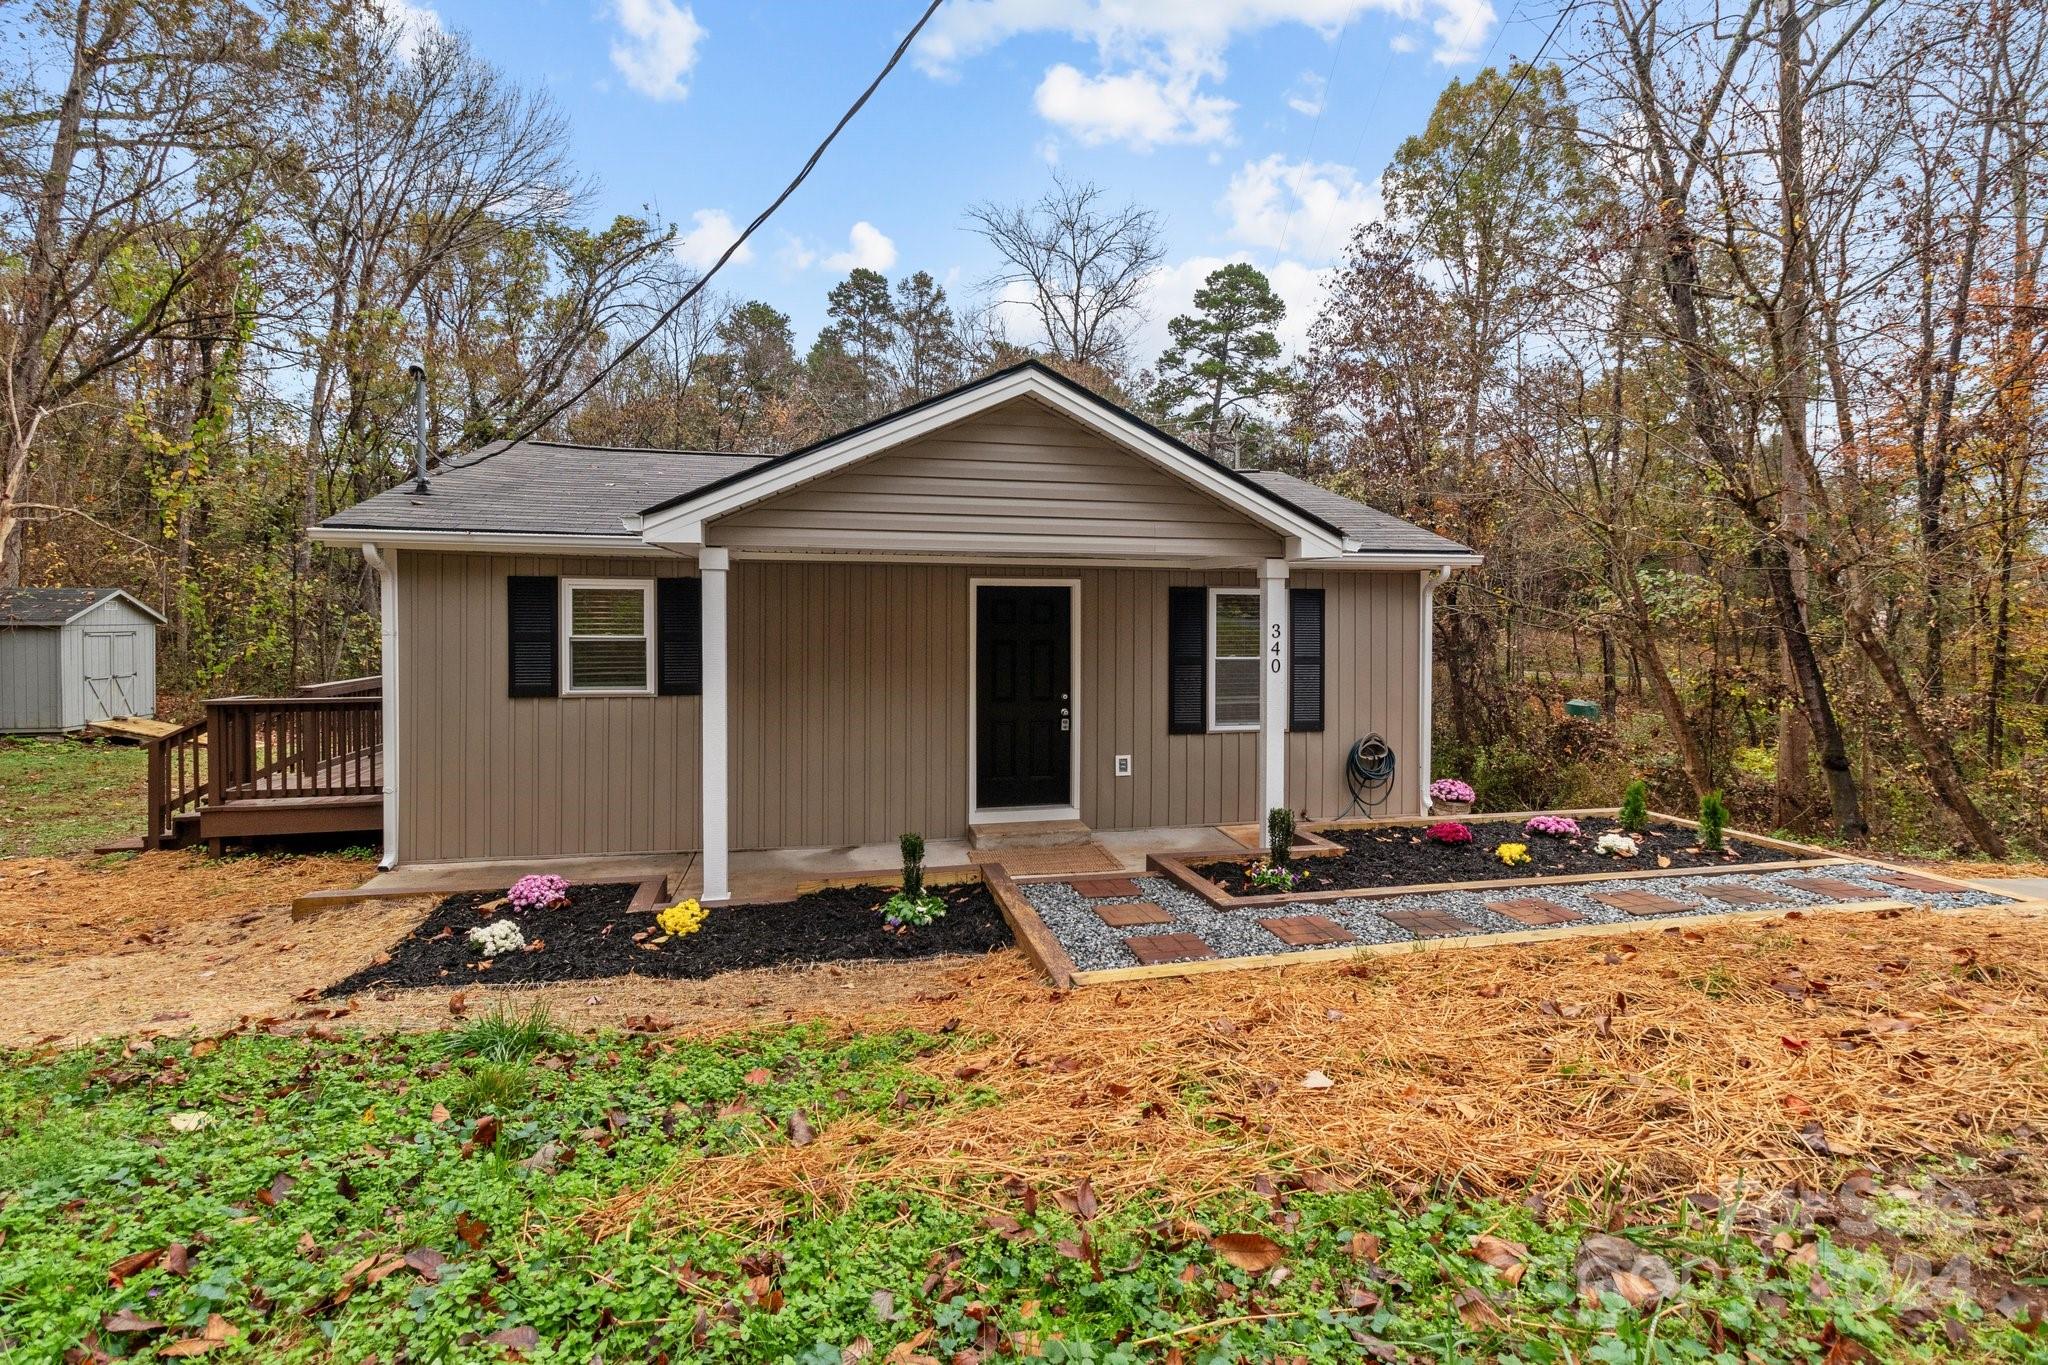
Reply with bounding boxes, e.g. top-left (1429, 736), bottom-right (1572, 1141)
top-left (407, 362), bottom-right (430, 494)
